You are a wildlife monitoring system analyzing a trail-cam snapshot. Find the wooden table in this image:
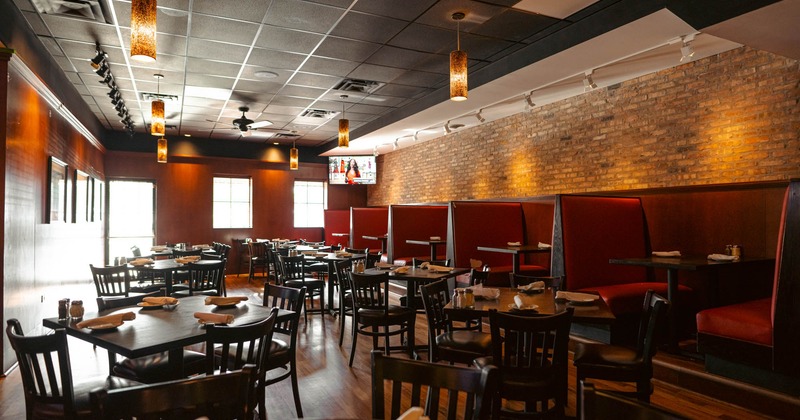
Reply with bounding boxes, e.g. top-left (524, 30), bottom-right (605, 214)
top-left (406, 239), bottom-right (447, 261)
top-left (362, 235), bottom-right (388, 254)
top-left (363, 266), bottom-right (470, 311)
top-left (609, 255), bottom-right (775, 352)
top-left (303, 252), bottom-right (367, 315)
top-left (444, 287), bottom-right (615, 325)
top-left (129, 259), bottom-right (220, 295)
top-left (476, 245), bottom-right (552, 274)
top-left (43, 295), bottom-right (294, 379)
